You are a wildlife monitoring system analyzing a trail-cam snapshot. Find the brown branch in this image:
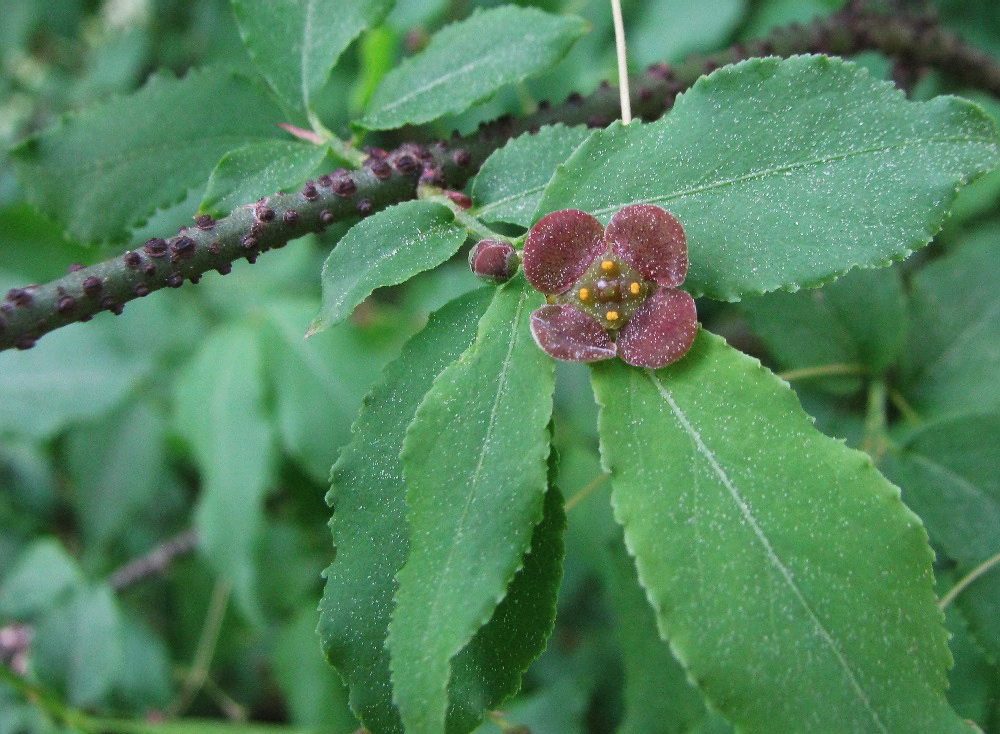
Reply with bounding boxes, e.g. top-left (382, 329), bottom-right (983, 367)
top-left (2, 4), bottom-right (998, 353)
top-left (108, 529), bottom-right (200, 591)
